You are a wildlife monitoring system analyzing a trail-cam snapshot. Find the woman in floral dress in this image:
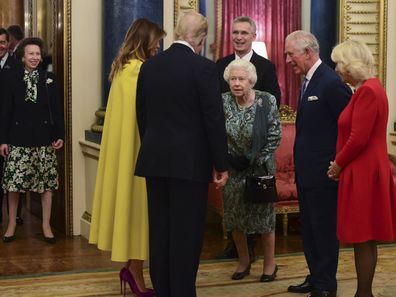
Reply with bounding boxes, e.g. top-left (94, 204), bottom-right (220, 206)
top-left (222, 59), bottom-right (281, 281)
top-left (0, 37), bottom-right (64, 244)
